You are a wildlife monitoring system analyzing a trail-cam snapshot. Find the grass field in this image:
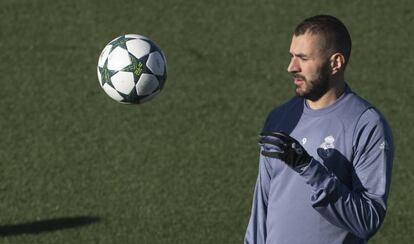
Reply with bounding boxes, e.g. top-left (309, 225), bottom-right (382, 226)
top-left (0, 0), bottom-right (413, 243)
